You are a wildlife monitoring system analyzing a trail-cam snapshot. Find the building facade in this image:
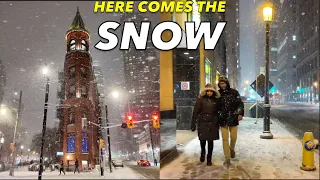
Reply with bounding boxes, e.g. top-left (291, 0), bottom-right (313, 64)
top-left (224, 0), bottom-right (241, 90)
top-left (296, 0), bottom-right (319, 102)
top-left (120, 10), bottom-right (160, 157)
top-left (275, 0), bottom-right (298, 102)
top-left (61, 8), bottom-right (101, 168)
